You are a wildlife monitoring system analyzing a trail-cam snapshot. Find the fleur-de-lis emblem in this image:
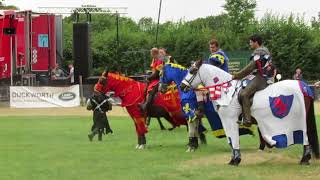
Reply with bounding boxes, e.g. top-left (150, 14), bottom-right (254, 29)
top-left (183, 103), bottom-right (191, 113)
